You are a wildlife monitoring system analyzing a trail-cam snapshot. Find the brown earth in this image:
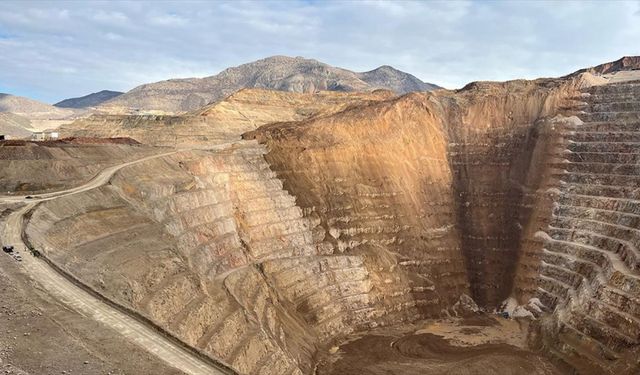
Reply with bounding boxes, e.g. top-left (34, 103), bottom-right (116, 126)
top-left (4, 57), bottom-right (640, 375)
